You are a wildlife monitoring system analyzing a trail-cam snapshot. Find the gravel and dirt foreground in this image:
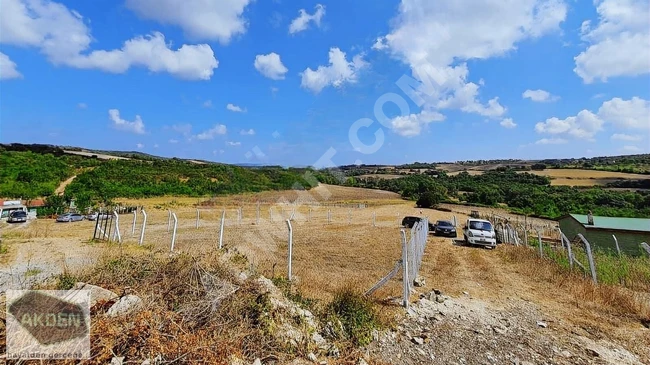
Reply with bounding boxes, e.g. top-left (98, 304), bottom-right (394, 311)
top-left (1, 185), bottom-right (649, 364)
